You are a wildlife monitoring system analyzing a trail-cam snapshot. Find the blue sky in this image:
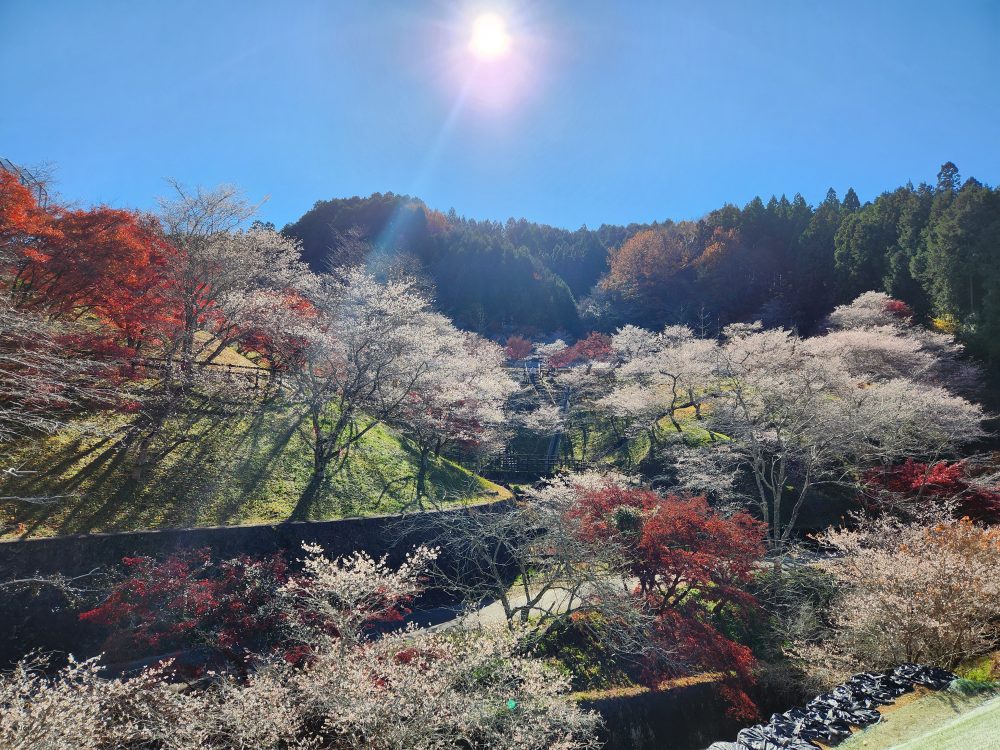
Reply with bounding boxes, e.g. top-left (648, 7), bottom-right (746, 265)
top-left (2, 0), bottom-right (998, 230)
